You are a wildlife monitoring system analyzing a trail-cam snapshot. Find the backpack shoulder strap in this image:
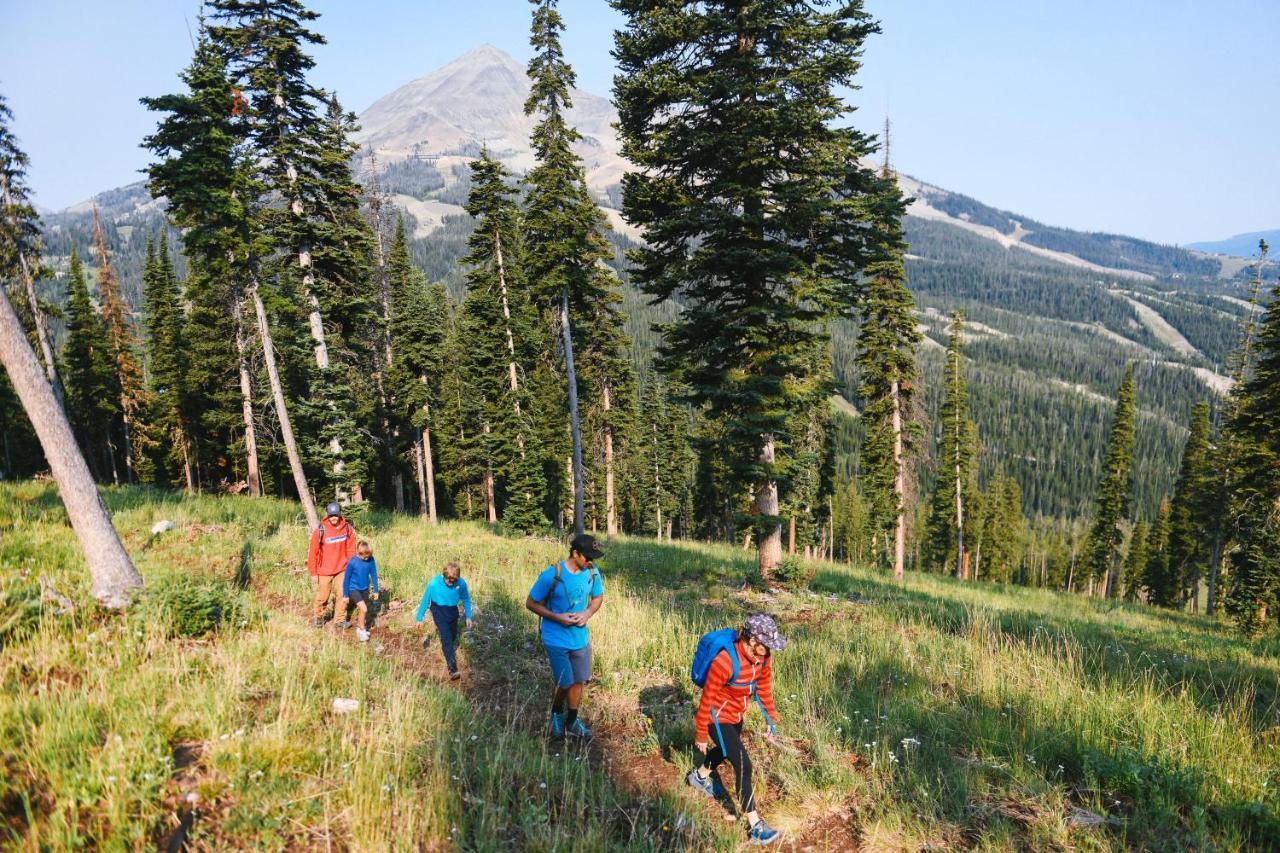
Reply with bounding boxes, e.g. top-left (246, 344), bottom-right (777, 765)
top-left (540, 562), bottom-right (564, 608)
